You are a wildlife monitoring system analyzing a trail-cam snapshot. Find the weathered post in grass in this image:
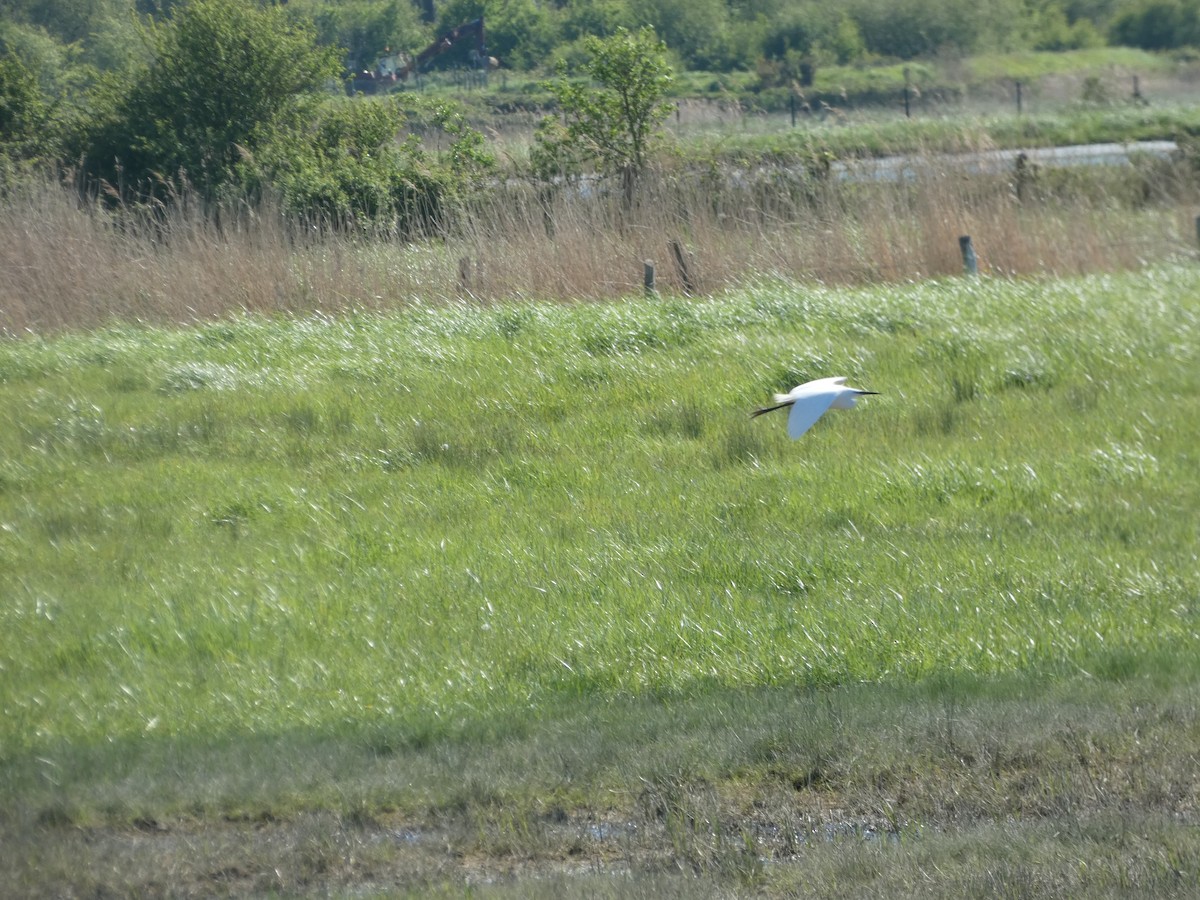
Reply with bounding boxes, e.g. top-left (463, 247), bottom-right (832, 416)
top-left (790, 93), bottom-right (797, 127)
top-left (1193, 215), bottom-right (1200, 249)
top-left (1014, 152), bottom-right (1031, 203)
top-left (1015, 80), bottom-right (1023, 115)
top-left (539, 186), bottom-right (555, 238)
top-left (670, 239), bottom-right (696, 296)
top-left (644, 260), bottom-right (656, 297)
top-left (959, 236), bottom-right (978, 276)
top-left (904, 67), bottom-right (911, 118)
